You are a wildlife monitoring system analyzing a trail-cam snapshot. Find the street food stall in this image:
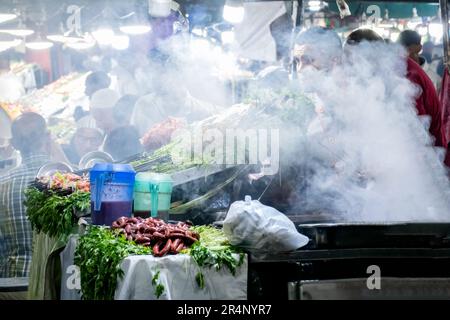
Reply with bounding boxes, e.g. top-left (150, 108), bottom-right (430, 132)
top-left (2, 0), bottom-right (450, 301)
